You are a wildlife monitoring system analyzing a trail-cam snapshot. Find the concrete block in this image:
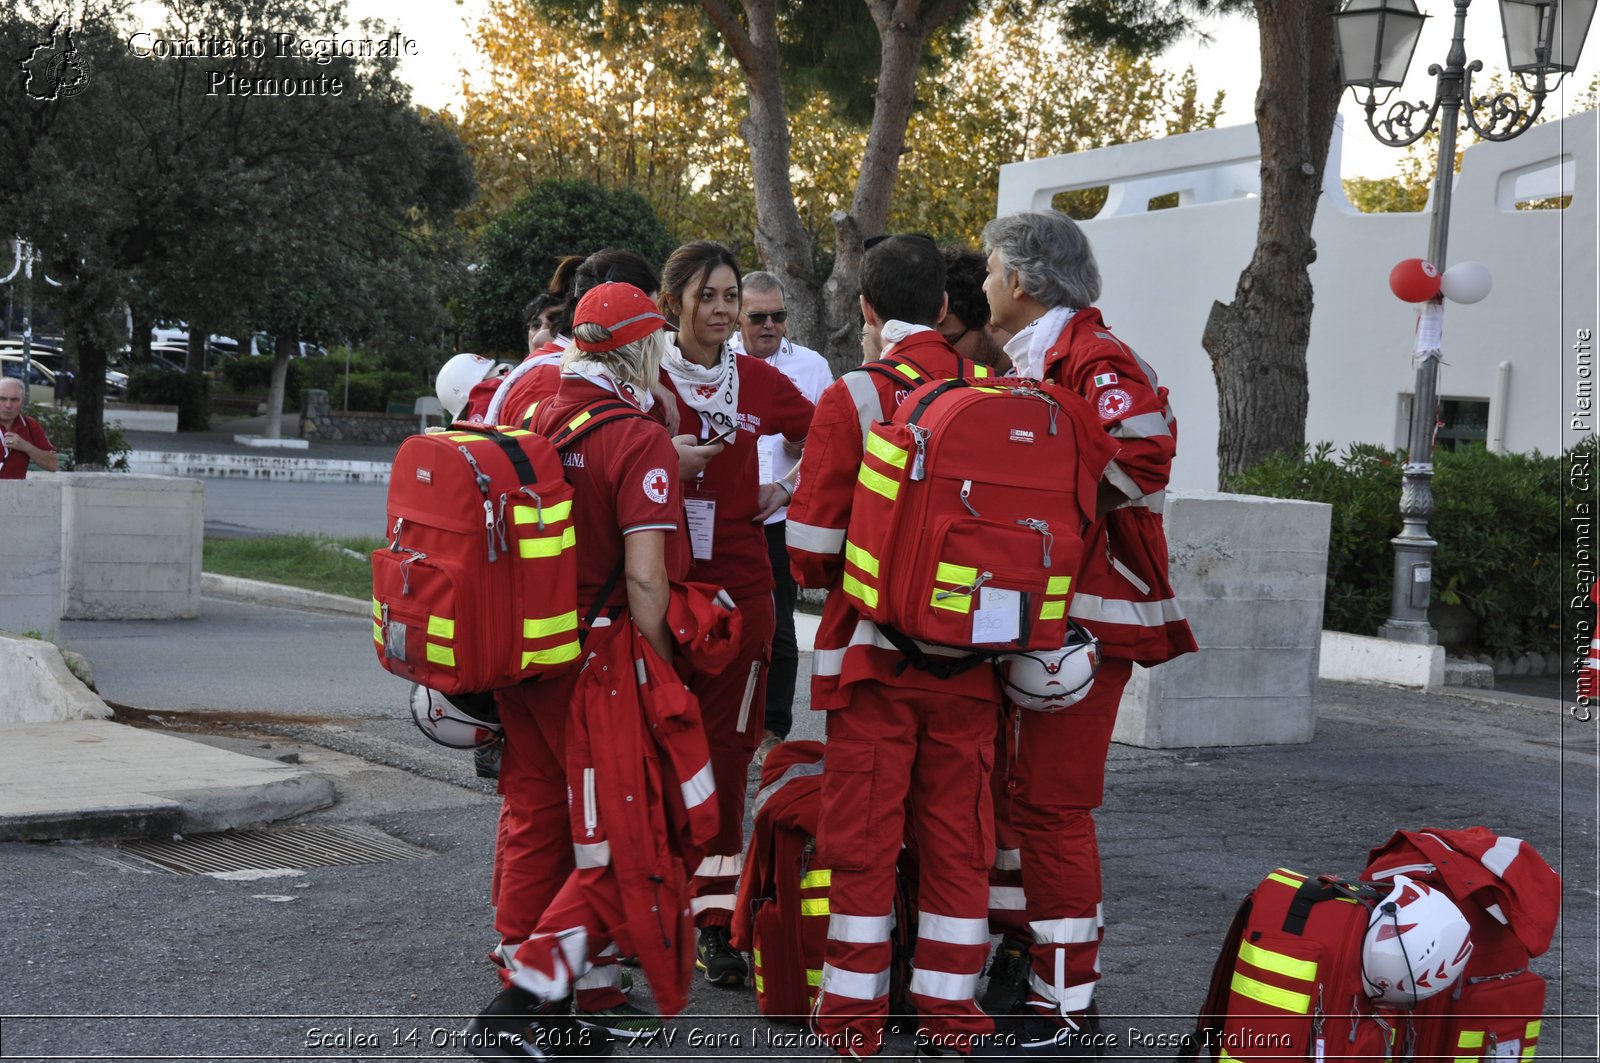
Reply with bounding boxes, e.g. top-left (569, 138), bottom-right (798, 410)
top-left (1319, 631), bottom-right (1445, 689)
top-left (0, 478), bottom-right (64, 639)
top-left (60, 474), bottom-right (203, 620)
top-left (1114, 491), bottom-right (1331, 749)
top-left (0, 633), bottom-right (112, 723)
